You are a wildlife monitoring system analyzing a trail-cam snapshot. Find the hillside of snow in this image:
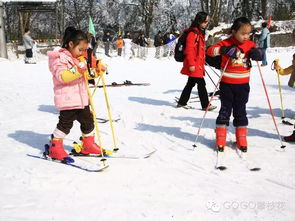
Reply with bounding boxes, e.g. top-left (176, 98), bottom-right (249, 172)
top-left (0, 48), bottom-right (295, 221)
